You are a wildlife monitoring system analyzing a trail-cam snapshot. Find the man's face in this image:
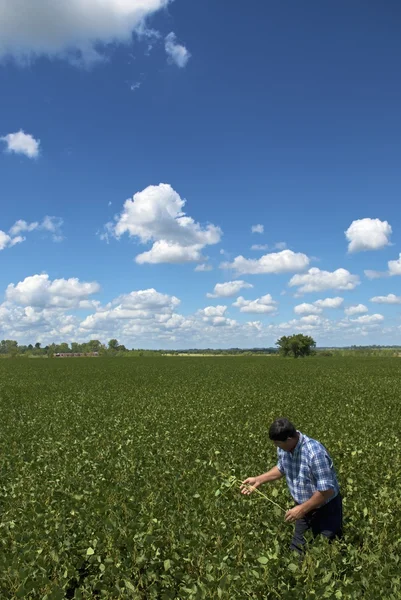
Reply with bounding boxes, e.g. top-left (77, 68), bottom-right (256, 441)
top-left (273, 437), bottom-right (296, 452)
